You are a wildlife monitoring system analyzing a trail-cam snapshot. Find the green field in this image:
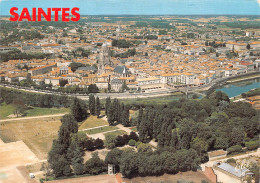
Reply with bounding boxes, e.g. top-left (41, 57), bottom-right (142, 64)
top-left (0, 103), bottom-right (16, 119)
top-left (119, 94), bottom-right (185, 106)
top-left (24, 107), bottom-right (69, 117)
top-left (86, 126), bottom-right (118, 135)
top-left (0, 103), bottom-right (69, 119)
top-left (105, 130), bottom-right (127, 136)
top-left (79, 115), bottom-right (108, 130)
